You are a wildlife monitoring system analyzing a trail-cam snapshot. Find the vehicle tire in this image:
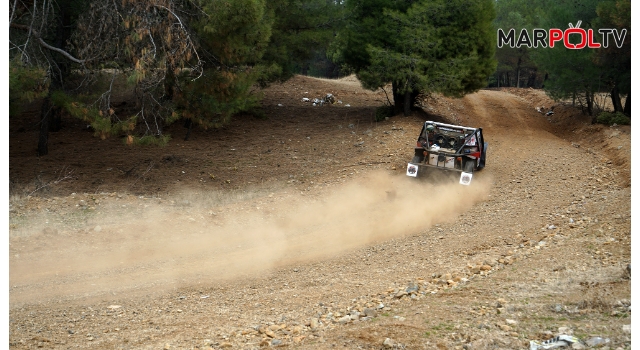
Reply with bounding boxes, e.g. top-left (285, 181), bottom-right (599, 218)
top-left (477, 142), bottom-right (487, 170)
top-left (463, 159), bottom-right (475, 173)
top-left (411, 155), bottom-right (424, 164)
